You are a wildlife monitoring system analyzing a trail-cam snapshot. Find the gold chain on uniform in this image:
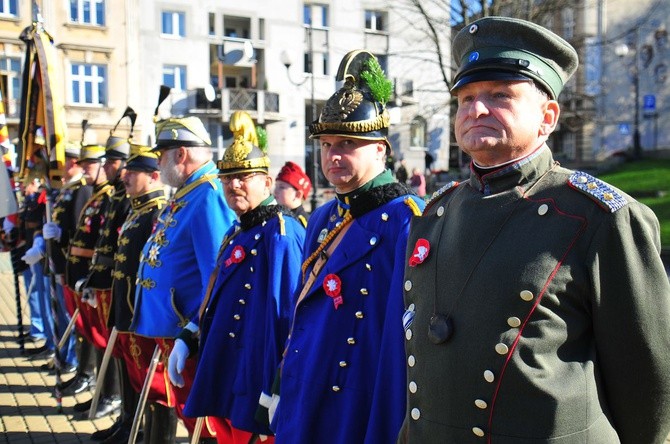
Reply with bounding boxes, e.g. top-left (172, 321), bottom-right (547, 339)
top-left (301, 213), bottom-right (353, 278)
